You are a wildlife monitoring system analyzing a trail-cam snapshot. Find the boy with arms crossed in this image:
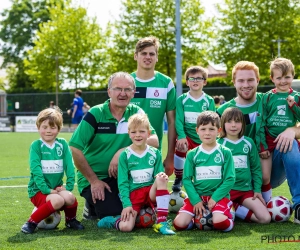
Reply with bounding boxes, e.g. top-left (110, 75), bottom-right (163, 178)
top-left (173, 111), bottom-right (235, 232)
top-left (21, 108), bottom-right (84, 234)
top-left (173, 66), bottom-right (215, 191)
top-left (97, 113), bottom-right (175, 235)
